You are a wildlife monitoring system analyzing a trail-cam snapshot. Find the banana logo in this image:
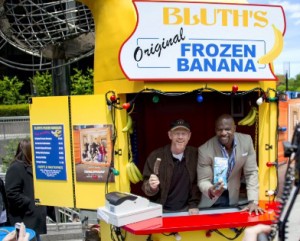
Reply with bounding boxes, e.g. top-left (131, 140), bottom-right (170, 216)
top-left (122, 114), bottom-right (133, 132)
top-left (258, 24), bottom-right (284, 65)
top-left (238, 107), bottom-right (258, 126)
top-left (51, 129), bottom-right (62, 138)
